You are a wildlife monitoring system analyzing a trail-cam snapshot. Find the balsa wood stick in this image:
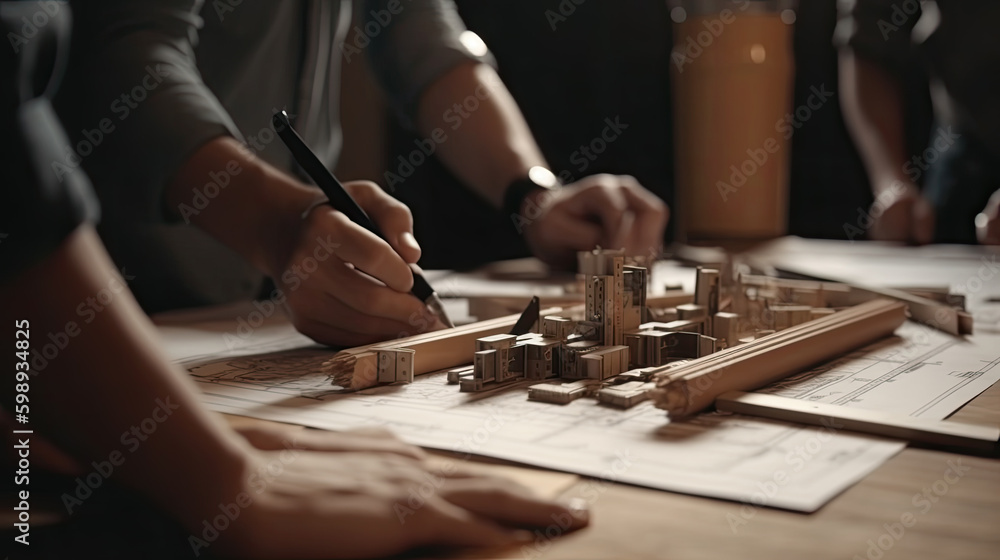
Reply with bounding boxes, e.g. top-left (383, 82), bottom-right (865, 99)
top-left (650, 299), bottom-right (906, 419)
top-left (717, 391), bottom-right (1000, 453)
top-left (652, 299), bottom-right (884, 385)
top-left (323, 306), bottom-right (571, 390)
